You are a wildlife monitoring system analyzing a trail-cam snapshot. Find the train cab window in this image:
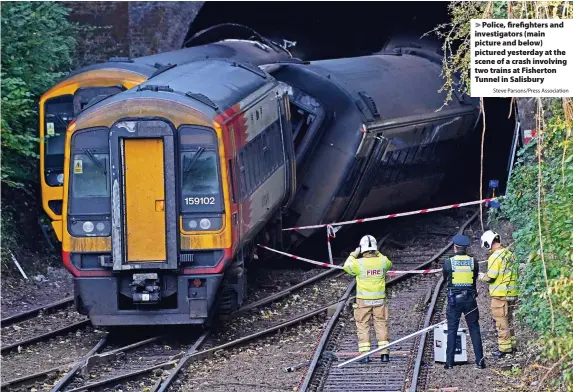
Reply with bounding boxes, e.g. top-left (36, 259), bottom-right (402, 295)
top-left (68, 128), bottom-right (111, 216)
top-left (179, 126), bottom-right (223, 213)
top-left (44, 95), bottom-right (74, 186)
top-left (287, 88), bottom-right (325, 157)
